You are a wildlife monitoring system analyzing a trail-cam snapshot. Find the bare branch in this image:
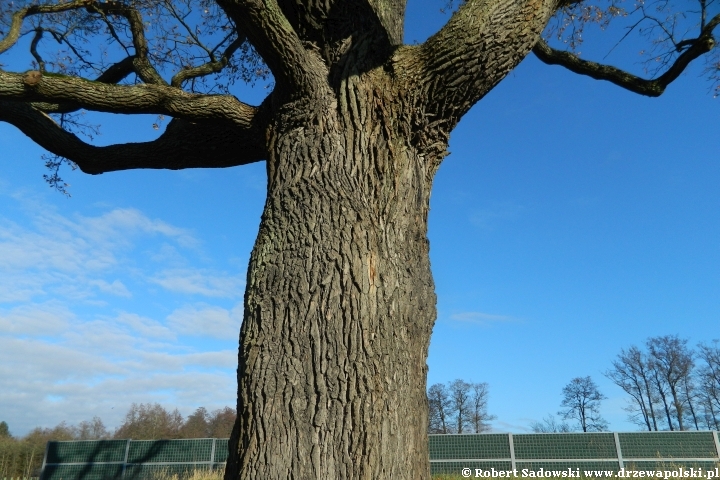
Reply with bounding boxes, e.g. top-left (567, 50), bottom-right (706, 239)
top-left (171, 34), bottom-right (246, 88)
top-left (29, 28), bottom-right (47, 72)
top-left (0, 70), bottom-right (258, 127)
top-left (94, 56), bottom-right (137, 85)
top-left (0, 0), bottom-right (167, 85)
top-left (86, 1), bottom-right (167, 85)
top-left (533, 13), bottom-right (719, 97)
top-left (0, 100), bottom-right (267, 174)
top-left (0, 0), bottom-right (86, 55)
